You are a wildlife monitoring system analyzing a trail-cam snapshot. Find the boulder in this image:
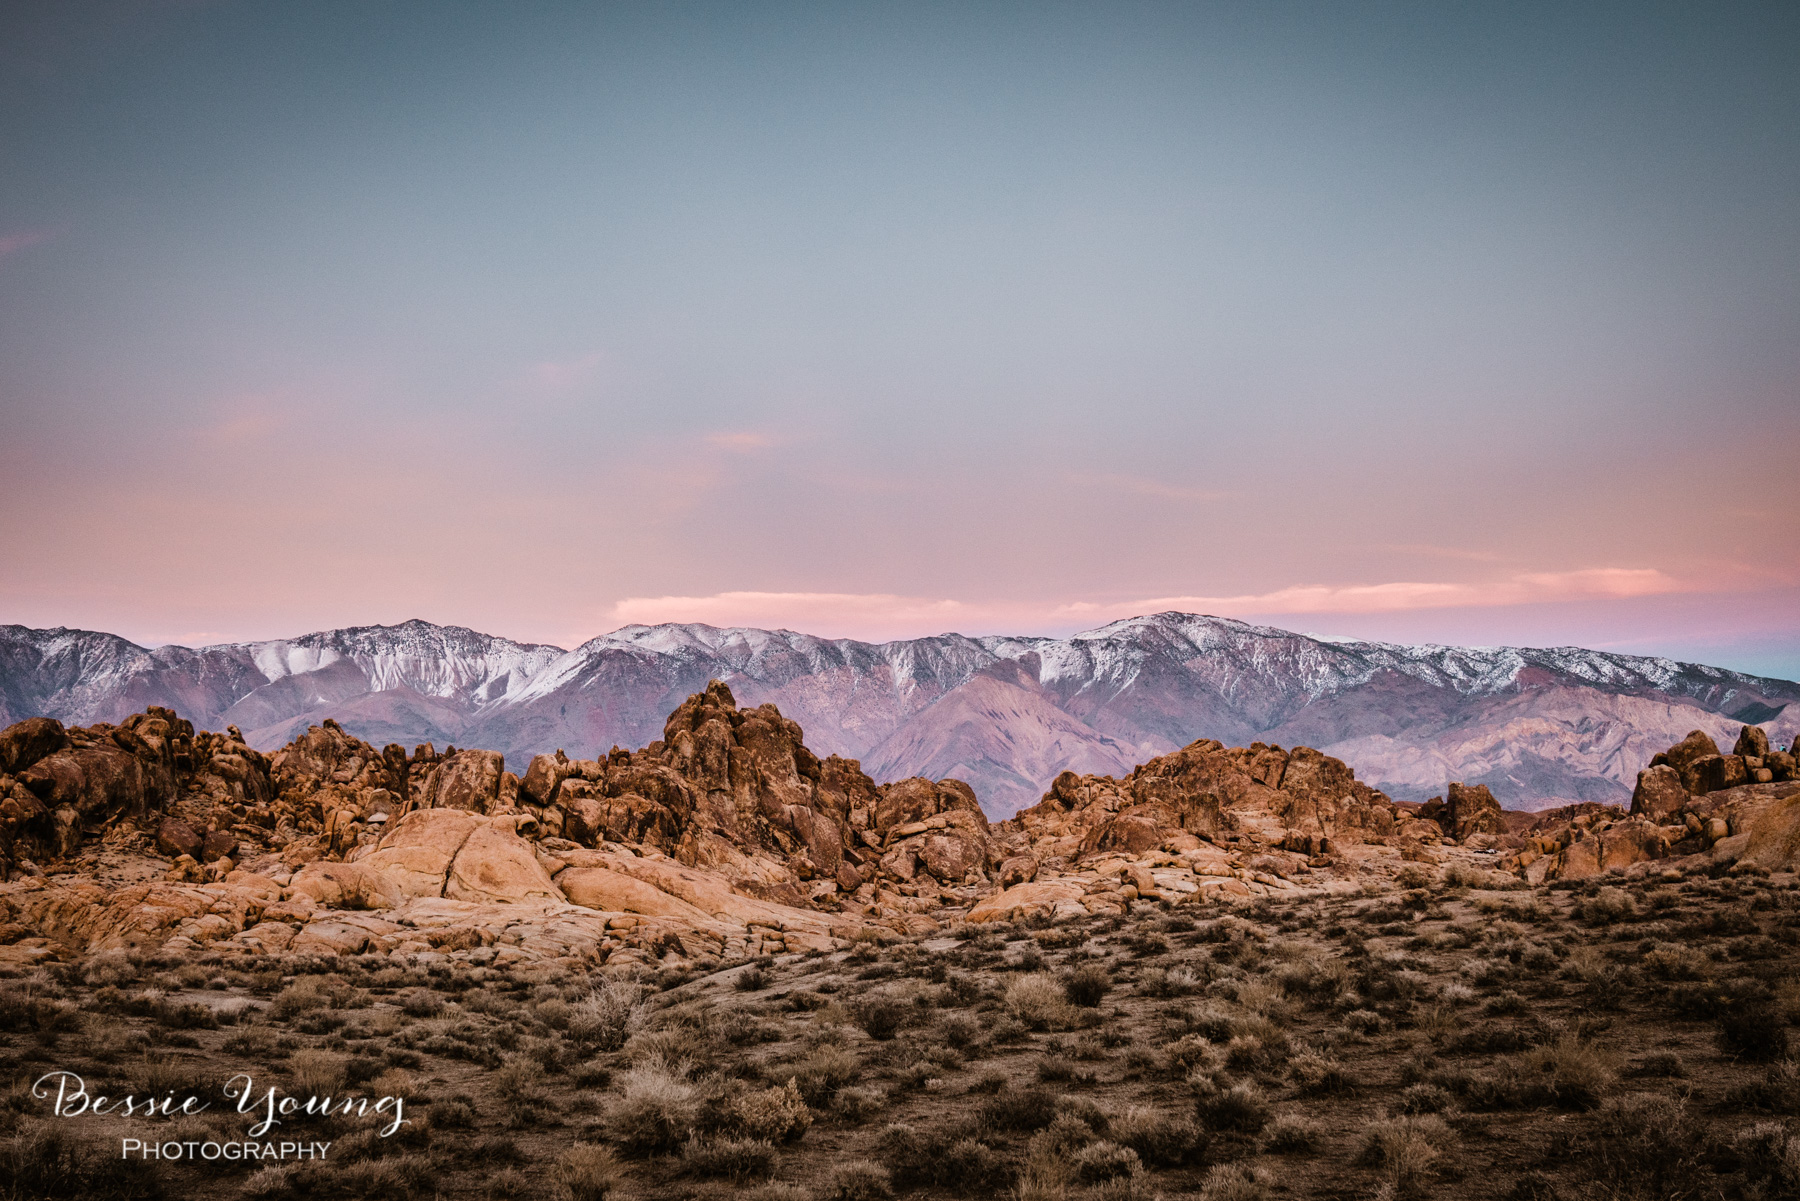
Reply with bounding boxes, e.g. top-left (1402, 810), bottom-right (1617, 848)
top-left (0, 718), bottom-right (70, 776)
top-left (419, 749), bottom-right (505, 812)
top-left (444, 820), bottom-right (561, 904)
top-left (1733, 725), bottom-right (1771, 760)
top-left (1697, 755), bottom-right (1749, 794)
top-left (556, 866), bottom-right (716, 922)
top-left (1663, 730), bottom-right (1723, 794)
top-left (155, 817), bottom-right (202, 860)
top-left (358, 808), bottom-right (483, 897)
top-left (288, 861), bottom-right (405, 911)
top-left (520, 752), bottom-right (576, 806)
top-left (1629, 765), bottom-right (1688, 820)
top-left (1726, 790), bottom-right (1800, 872)
top-left (1443, 782), bottom-right (1504, 841)
top-left (998, 854), bottom-right (1038, 887)
top-left (965, 878), bottom-right (1087, 924)
top-left (201, 829), bottom-right (240, 862)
